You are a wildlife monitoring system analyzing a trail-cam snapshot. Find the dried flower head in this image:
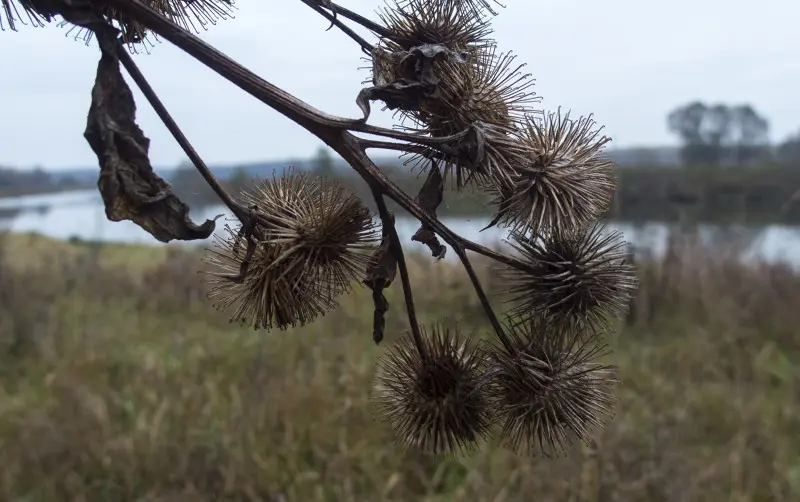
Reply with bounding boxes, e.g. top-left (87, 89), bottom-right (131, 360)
top-left (204, 225), bottom-right (333, 329)
top-left (487, 316), bottom-right (618, 456)
top-left (487, 110), bottom-right (617, 234)
top-left (407, 46), bottom-right (539, 188)
top-left (373, 324), bottom-right (493, 455)
top-left (393, 0), bottom-right (506, 18)
top-left (434, 121), bottom-right (530, 190)
top-left (1, 0), bottom-right (235, 45)
top-left (378, 0), bottom-right (493, 52)
top-left (241, 169), bottom-right (378, 294)
top-left (424, 46), bottom-right (537, 133)
top-left (499, 224), bottom-right (637, 333)
top-left (365, 0), bottom-right (493, 116)
top-left (204, 169), bottom-right (378, 329)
